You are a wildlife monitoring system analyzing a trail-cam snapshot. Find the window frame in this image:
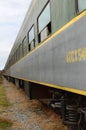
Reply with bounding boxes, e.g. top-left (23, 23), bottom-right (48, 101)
top-left (75, 0), bottom-right (79, 14)
top-left (22, 36), bottom-right (27, 56)
top-left (38, 2), bottom-right (51, 33)
top-left (28, 25), bottom-right (35, 51)
top-left (28, 25), bottom-right (35, 43)
top-left (76, 0), bottom-right (86, 14)
top-left (37, 1), bottom-right (51, 43)
top-left (19, 43), bottom-right (23, 58)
